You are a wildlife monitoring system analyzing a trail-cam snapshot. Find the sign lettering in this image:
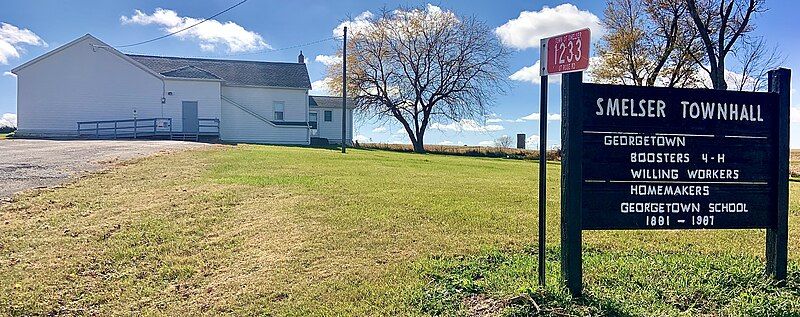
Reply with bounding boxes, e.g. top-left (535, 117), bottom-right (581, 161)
top-left (580, 84), bottom-right (779, 230)
top-left (540, 28), bottom-right (591, 76)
